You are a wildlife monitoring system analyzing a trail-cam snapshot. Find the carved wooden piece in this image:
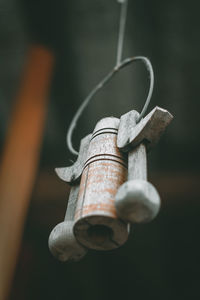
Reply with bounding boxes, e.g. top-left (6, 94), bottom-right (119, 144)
top-left (49, 106), bottom-right (173, 261)
top-left (117, 106), bottom-right (173, 152)
top-left (55, 134), bottom-right (92, 183)
top-left (48, 137), bottom-right (92, 261)
top-left (73, 117), bottom-right (129, 251)
top-left (128, 143), bottom-right (147, 181)
top-left (49, 185), bottom-right (87, 262)
top-left (115, 106), bottom-right (173, 223)
top-left (115, 144), bottom-right (160, 223)
top-left (115, 110), bottom-right (161, 223)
